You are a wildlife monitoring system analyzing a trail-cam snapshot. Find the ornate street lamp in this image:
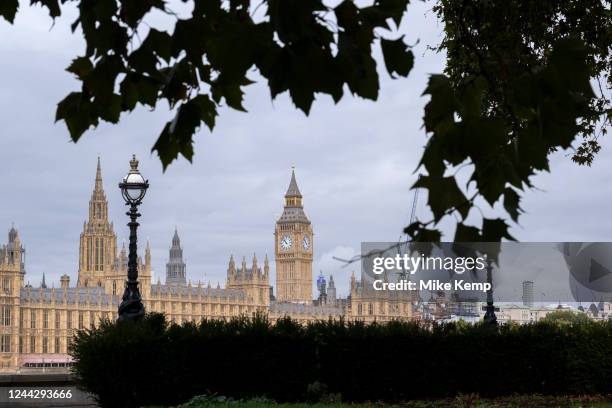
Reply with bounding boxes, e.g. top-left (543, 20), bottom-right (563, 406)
top-left (118, 155), bottom-right (149, 321)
